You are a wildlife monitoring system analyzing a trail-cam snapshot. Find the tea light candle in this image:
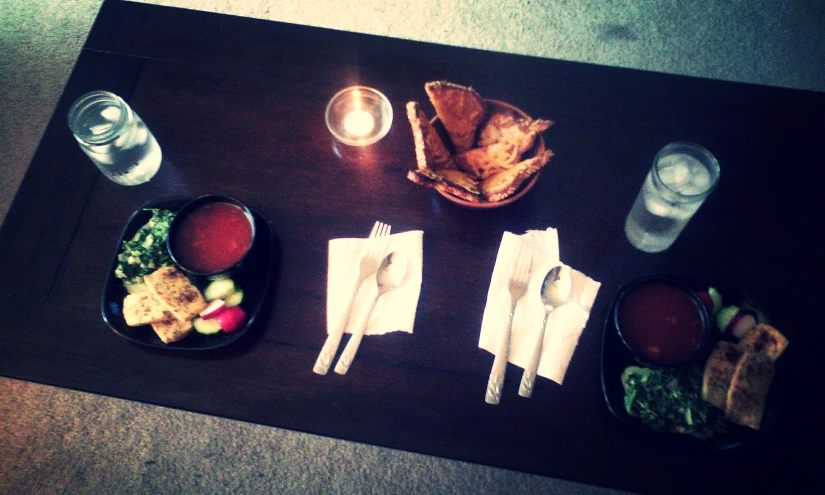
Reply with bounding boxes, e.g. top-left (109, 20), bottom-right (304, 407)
top-left (343, 108), bottom-right (375, 136)
top-left (325, 86), bottom-right (393, 147)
